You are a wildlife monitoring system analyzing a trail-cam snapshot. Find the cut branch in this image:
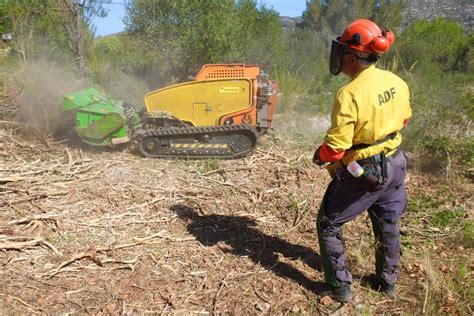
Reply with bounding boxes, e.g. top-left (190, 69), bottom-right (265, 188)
top-left (0, 237), bottom-right (44, 250)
